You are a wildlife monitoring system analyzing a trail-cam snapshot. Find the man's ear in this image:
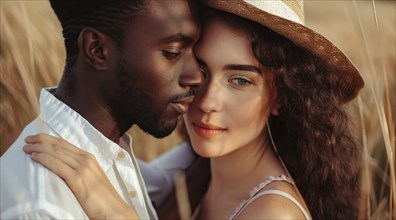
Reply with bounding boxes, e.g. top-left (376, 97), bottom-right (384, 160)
top-left (78, 28), bottom-right (110, 71)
